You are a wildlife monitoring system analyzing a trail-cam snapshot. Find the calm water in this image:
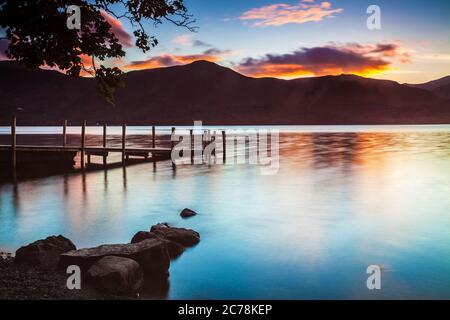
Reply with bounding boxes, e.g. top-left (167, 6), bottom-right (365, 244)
top-left (1, 125), bottom-right (450, 299)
